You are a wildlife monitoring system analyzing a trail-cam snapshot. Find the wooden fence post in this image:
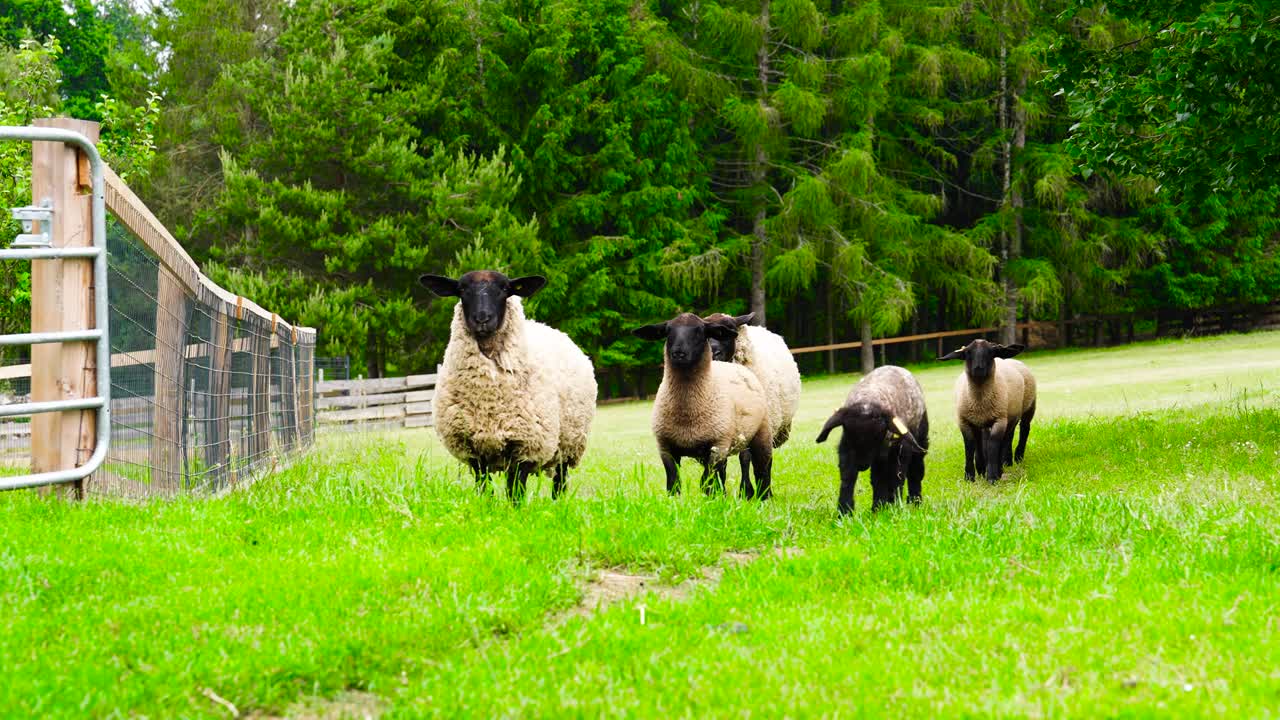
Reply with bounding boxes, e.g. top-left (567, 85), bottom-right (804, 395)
top-left (150, 270), bottom-right (189, 492)
top-left (205, 309), bottom-right (232, 483)
top-left (30, 118), bottom-right (99, 499)
top-left (251, 323), bottom-right (272, 461)
top-left (289, 328), bottom-right (302, 449)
